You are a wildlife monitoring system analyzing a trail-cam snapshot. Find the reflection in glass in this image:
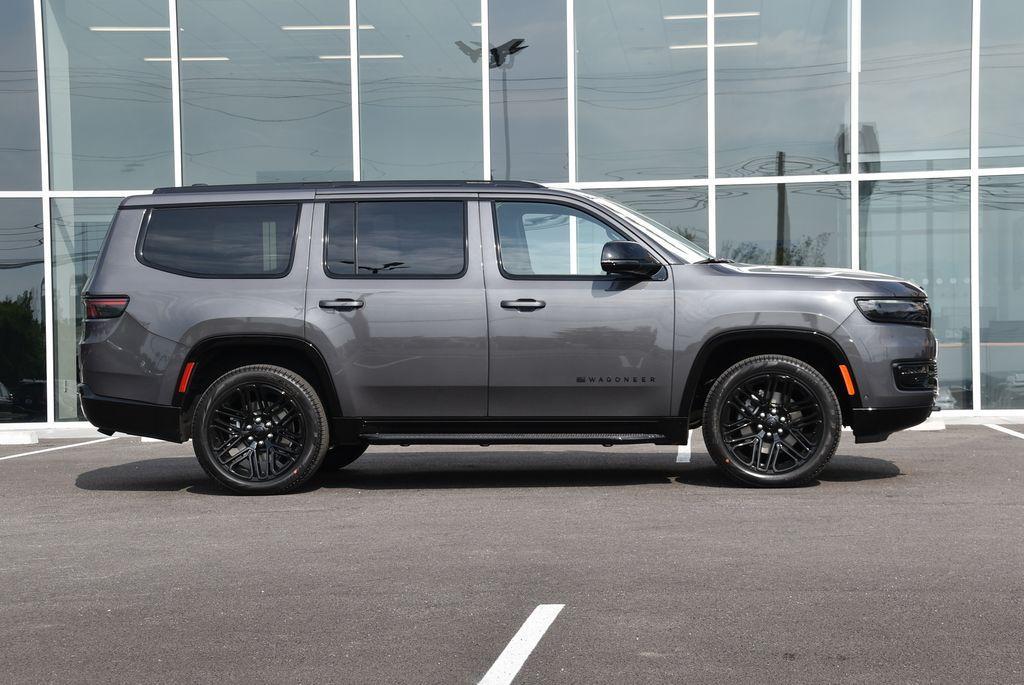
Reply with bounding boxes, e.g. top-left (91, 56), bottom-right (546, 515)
top-left (860, 179), bottom-right (971, 409)
top-left (860, 0), bottom-right (970, 172)
top-left (178, 0), bottom-right (352, 184)
top-left (358, 0), bottom-right (482, 180)
top-left (589, 188), bottom-right (709, 251)
top-left (576, 0), bottom-right (706, 181)
top-left (43, 0), bottom-right (173, 190)
top-left (980, 0), bottom-right (1024, 168)
top-left (51, 198), bottom-right (120, 420)
top-left (715, 0), bottom-right (849, 177)
top-left (979, 177), bottom-right (1024, 409)
top-left (495, 202), bottom-right (626, 276)
top-left (0, 1), bottom-right (41, 190)
top-left (0, 200), bottom-right (46, 422)
top-left (489, 0), bottom-right (567, 181)
top-left (716, 183), bottom-right (850, 266)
